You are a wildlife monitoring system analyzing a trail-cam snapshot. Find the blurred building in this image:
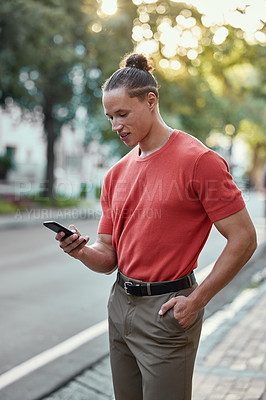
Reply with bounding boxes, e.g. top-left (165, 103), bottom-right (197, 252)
top-left (0, 108), bottom-right (46, 179)
top-left (0, 107), bottom-right (118, 200)
top-left (55, 124), bottom-right (118, 199)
